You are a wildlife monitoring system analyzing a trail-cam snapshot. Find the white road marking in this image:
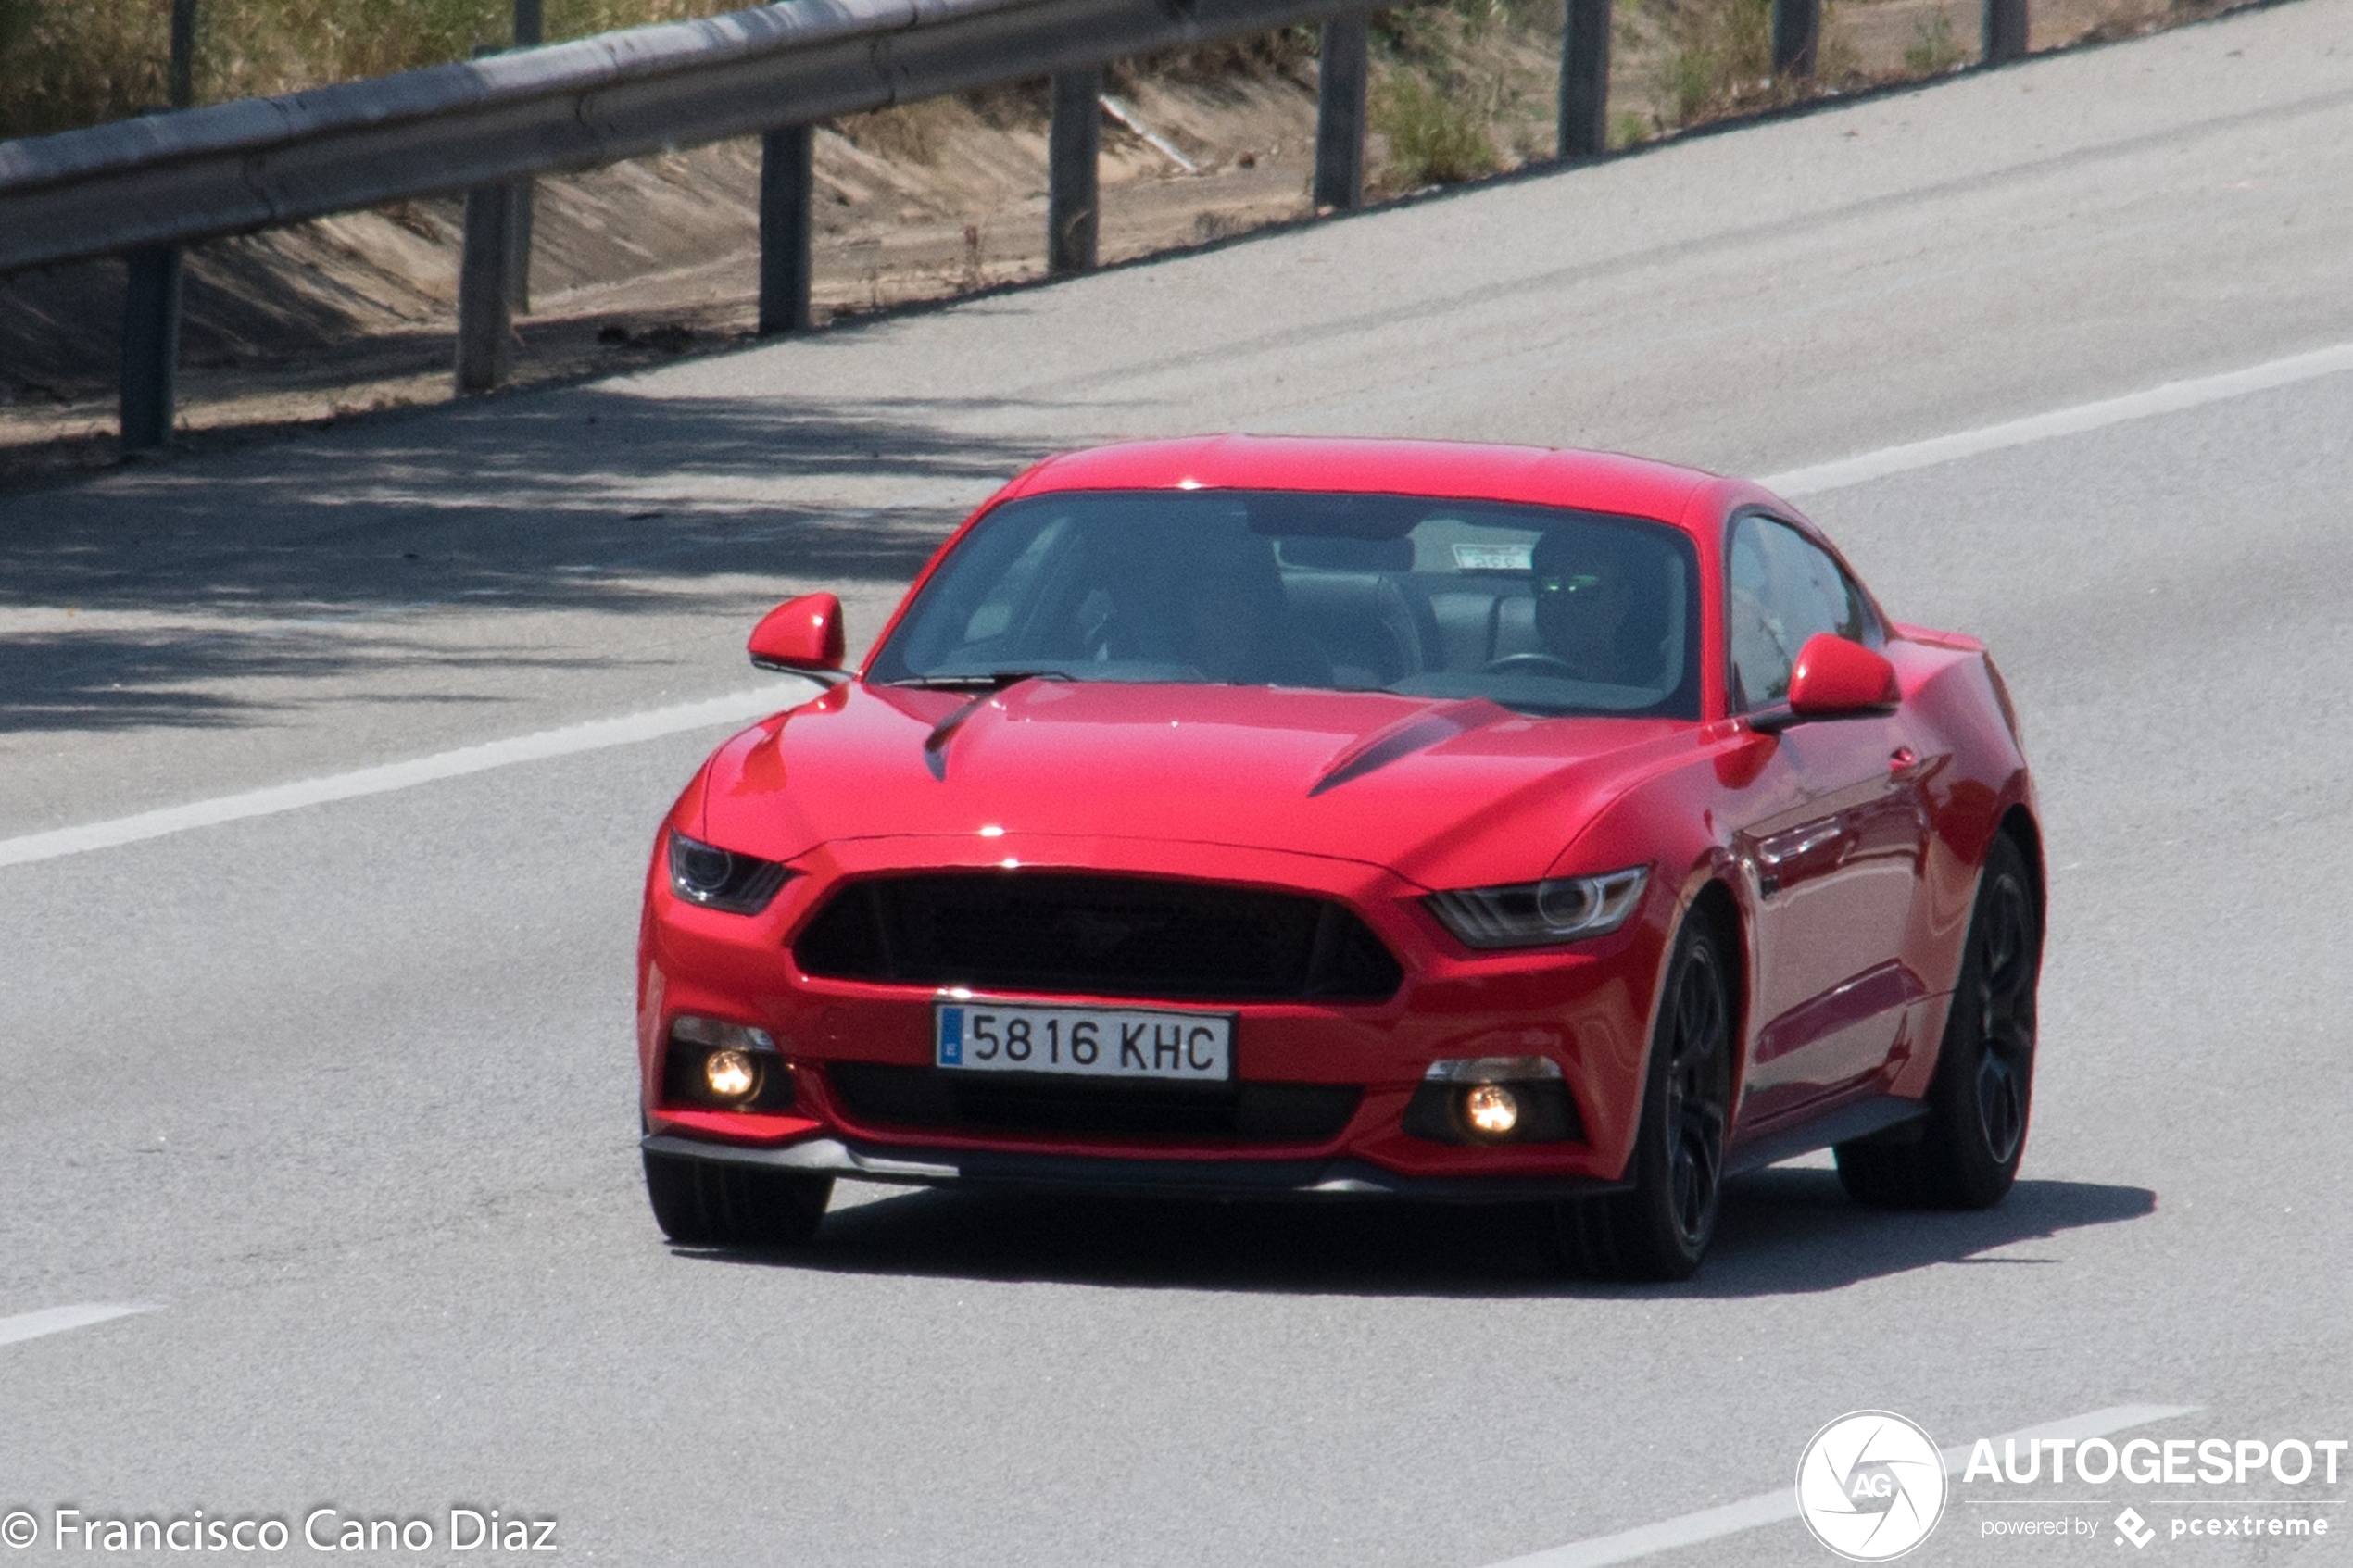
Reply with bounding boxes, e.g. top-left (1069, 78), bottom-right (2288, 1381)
top-left (0, 685), bottom-right (801, 870)
top-left (1481, 1403), bottom-right (2197, 1568)
top-left (1764, 340), bottom-right (2353, 496)
top-left (0, 1303), bottom-right (155, 1348)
